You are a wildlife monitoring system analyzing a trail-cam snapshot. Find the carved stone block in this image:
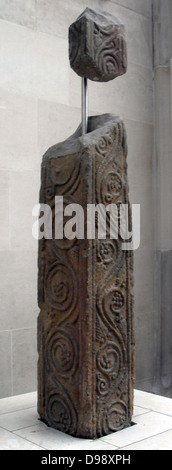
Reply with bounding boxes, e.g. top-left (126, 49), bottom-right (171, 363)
top-left (69, 8), bottom-right (127, 82)
top-left (38, 114), bottom-right (134, 438)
